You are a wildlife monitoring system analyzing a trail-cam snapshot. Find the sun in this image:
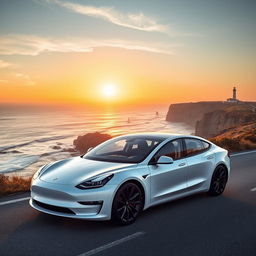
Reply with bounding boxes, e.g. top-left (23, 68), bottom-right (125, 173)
top-left (101, 83), bottom-right (117, 99)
